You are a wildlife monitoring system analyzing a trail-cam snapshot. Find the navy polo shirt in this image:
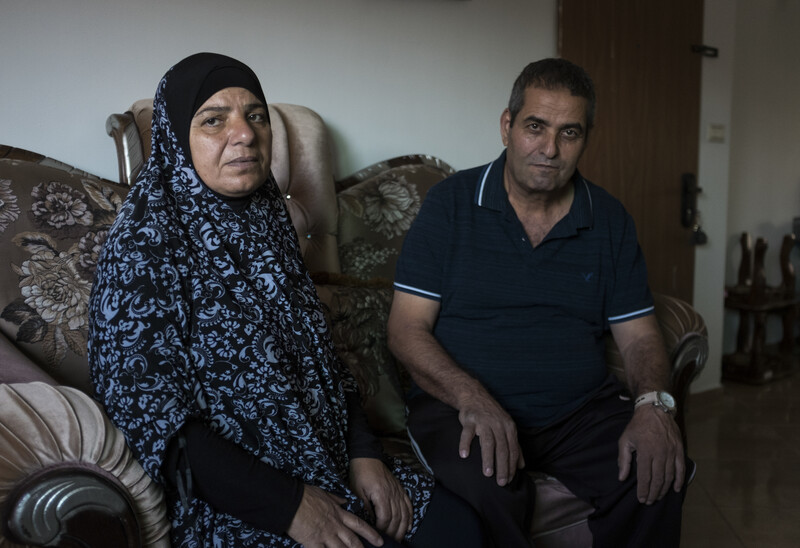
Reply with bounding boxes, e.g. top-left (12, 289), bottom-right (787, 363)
top-left (394, 151), bottom-right (654, 427)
